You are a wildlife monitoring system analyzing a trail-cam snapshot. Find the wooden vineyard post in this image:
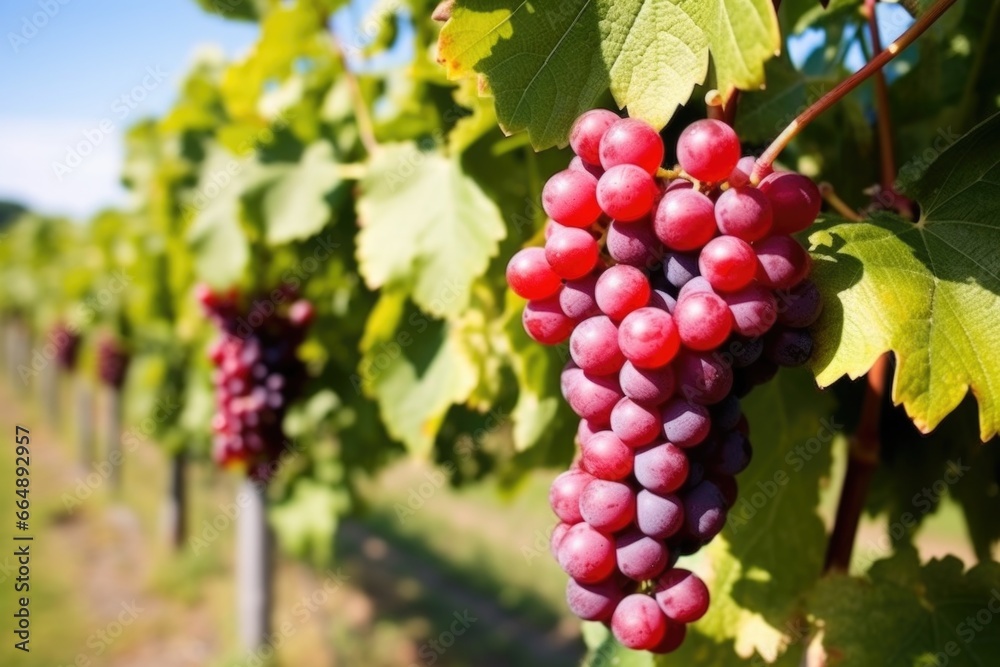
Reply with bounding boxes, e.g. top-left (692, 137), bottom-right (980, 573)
top-left (236, 478), bottom-right (273, 656)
